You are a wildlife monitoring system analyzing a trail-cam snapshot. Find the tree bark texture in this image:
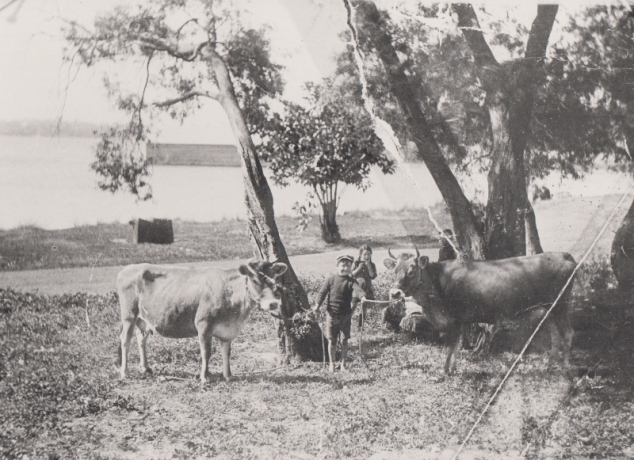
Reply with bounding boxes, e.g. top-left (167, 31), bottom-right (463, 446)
top-left (611, 197), bottom-right (634, 291)
top-left (319, 200), bottom-right (341, 244)
top-left (354, 0), bottom-right (486, 260)
top-left (205, 48), bottom-right (323, 362)
top-left (453, 4), bottom-right (556, 259)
